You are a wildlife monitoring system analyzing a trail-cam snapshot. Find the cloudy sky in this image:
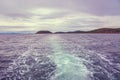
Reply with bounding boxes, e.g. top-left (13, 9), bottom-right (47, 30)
top-left (0, 0), bottom-right (120, 33)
